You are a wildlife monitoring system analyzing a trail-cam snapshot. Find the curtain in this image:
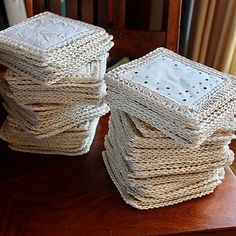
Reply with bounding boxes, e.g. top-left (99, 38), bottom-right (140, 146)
top-left (187, 0), bottom-right (236, 75)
